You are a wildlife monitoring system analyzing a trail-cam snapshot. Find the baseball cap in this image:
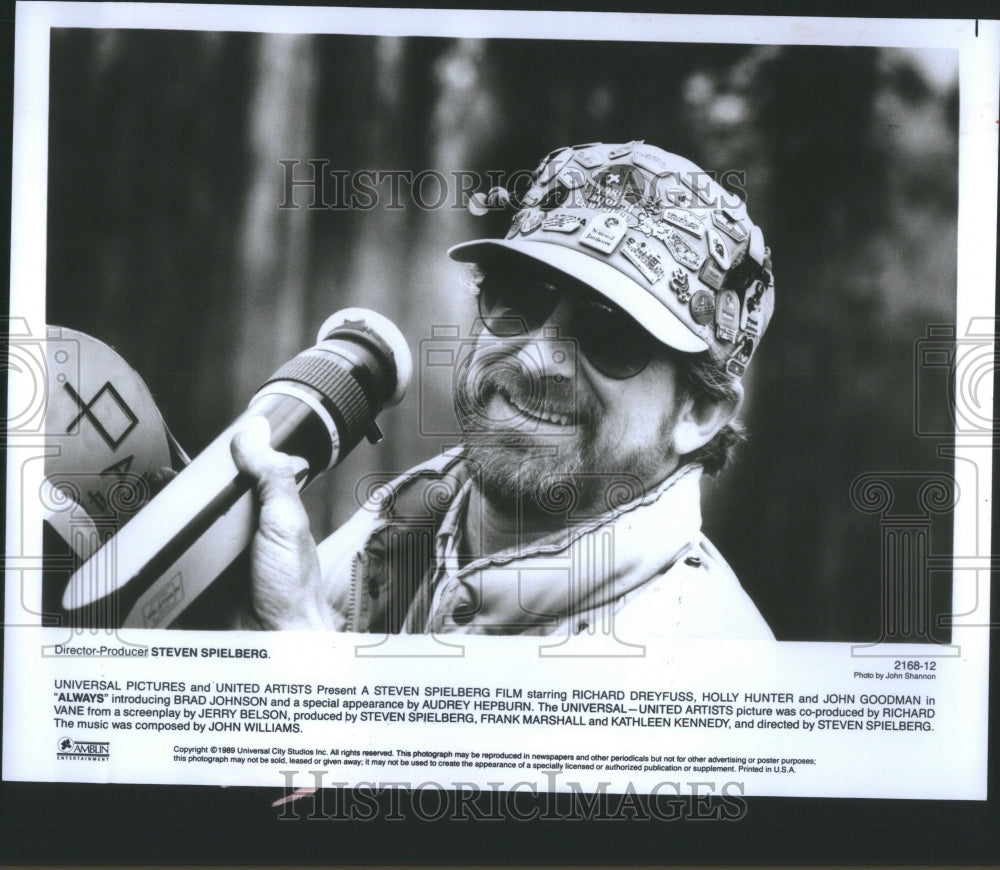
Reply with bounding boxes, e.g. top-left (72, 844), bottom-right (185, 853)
top-left (448, 141), bottom-right (775, 377)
